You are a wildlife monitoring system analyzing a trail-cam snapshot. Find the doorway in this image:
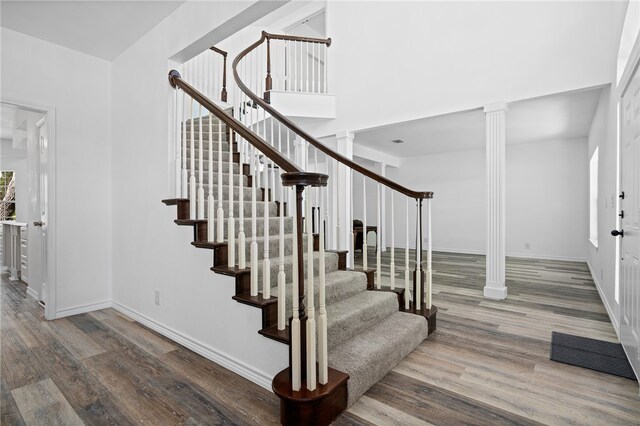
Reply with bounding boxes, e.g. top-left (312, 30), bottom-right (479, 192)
top-left (0, 100), bottom-right (55, 319)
